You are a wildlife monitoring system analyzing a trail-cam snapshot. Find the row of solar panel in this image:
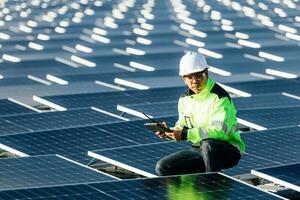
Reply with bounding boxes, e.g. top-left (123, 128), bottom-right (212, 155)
top-left (0, 169), bottom-right (282, 199)
top-left (0, 0), bottom-right (299, 85)
top-left (0, 122), bottom-right (297, 196)
top-left (0, 111), bottom-right (299, 177)
top-left (0, 77), bottom-right (299, 136)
